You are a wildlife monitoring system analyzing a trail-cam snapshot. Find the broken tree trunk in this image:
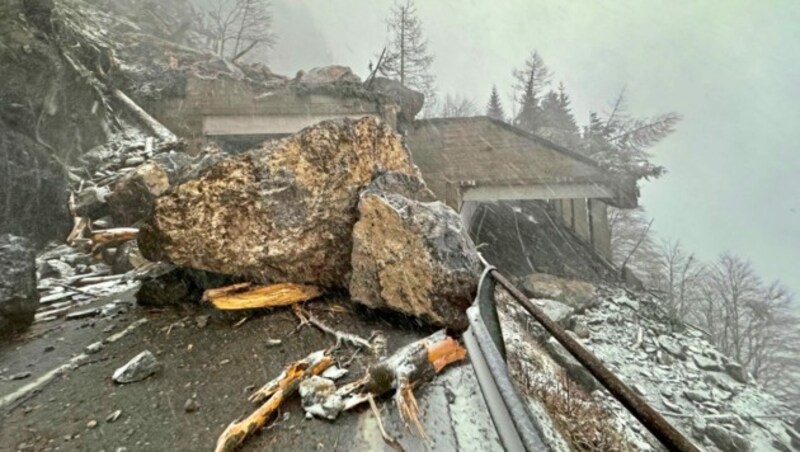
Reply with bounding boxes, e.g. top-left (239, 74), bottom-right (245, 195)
top-left (203, 282), bottom-right (322, 311)
top-left (111, 88), bottom-right (177, 143)
top-left (216, 349), bottom-right (334, 452)
top-left (92, 228), bottom-right (138, 247)
top-left (341, 330), bottom-right (467, 437)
